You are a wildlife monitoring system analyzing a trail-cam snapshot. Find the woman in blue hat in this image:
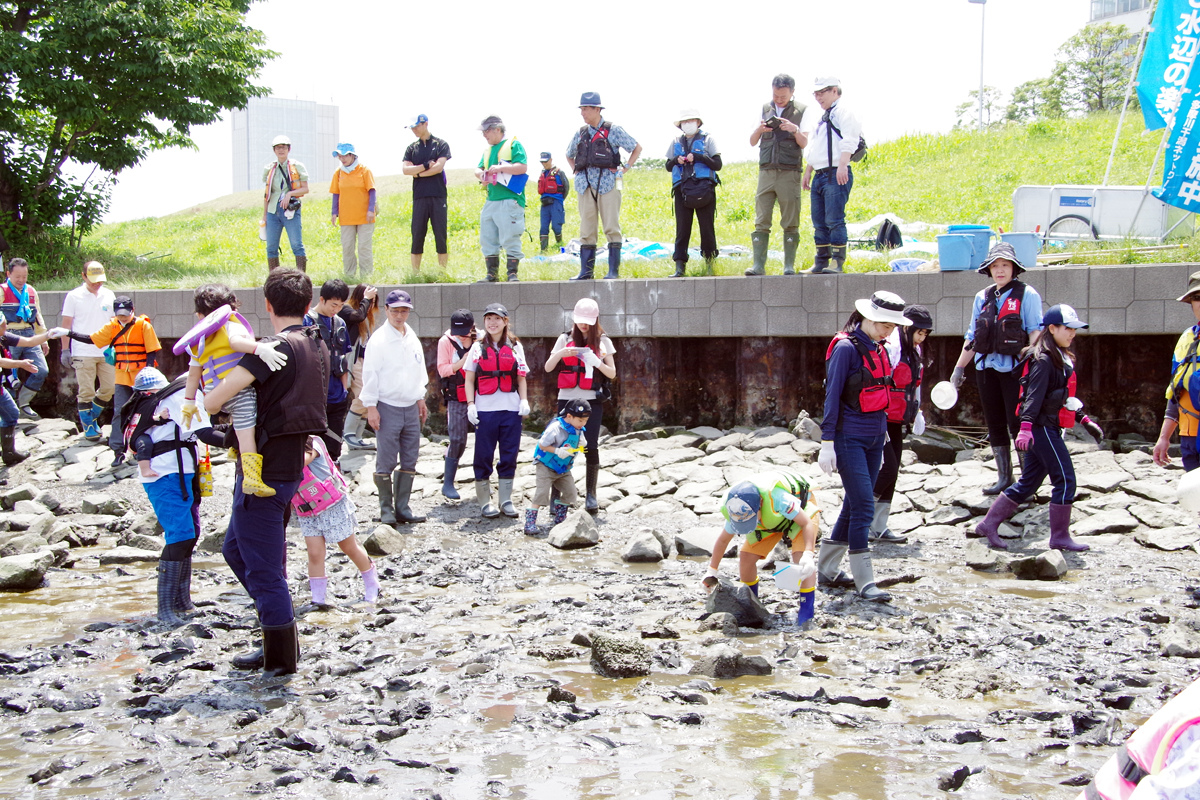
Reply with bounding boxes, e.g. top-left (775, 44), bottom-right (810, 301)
top-left (329, 143), bottom-right (377, 280)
